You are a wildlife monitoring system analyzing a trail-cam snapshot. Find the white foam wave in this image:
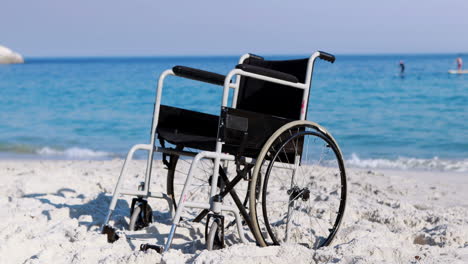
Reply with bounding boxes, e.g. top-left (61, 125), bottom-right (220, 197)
top-left (36, 147), bottom-right (111, 159)
top-left (347, 153), bottom-right (468, 172)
